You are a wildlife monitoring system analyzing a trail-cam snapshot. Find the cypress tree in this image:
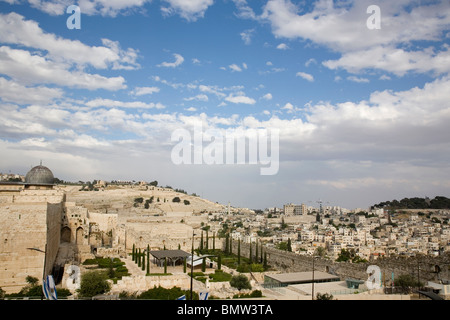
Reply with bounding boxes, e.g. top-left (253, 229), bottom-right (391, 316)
top-left (164, 257), bottom-right (167, 274)
top-left (237, 239), bottom-right (241, 265)
top-left (201, 258), bottom-right (206, 272)
top-left (142, 251), bottom-right (145, 271)
top-left (287, 238), bottom-right (292, 252)
top-left (260, 242), bottom-right (263, 263)
top-left (206, 231), bottom-right (209, 250)
top-left (225, 233), bottom-right (229, 254)
top-left (263, 251), bottom-right (268, 269)
top-left (200, 231), bottom-right (204, 251)
top-left (255, 241), bottom-right (259, 262)
top-left (138, 248), bottom-right (141, 267)
top-left (249, 243), bottom-right (253, 263)
top-left (218, 254), bottom-right (222, 270)
top-left (147, 245), bottom-right (150, 275)
top-left (132, 244), bottom-right (135, 261)
top-left (213, 232), bottom-right (215, 251)
top-left (229, 237), bottom-right (232, 255)
top-left (183, 257), bottom-right (187, 273)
